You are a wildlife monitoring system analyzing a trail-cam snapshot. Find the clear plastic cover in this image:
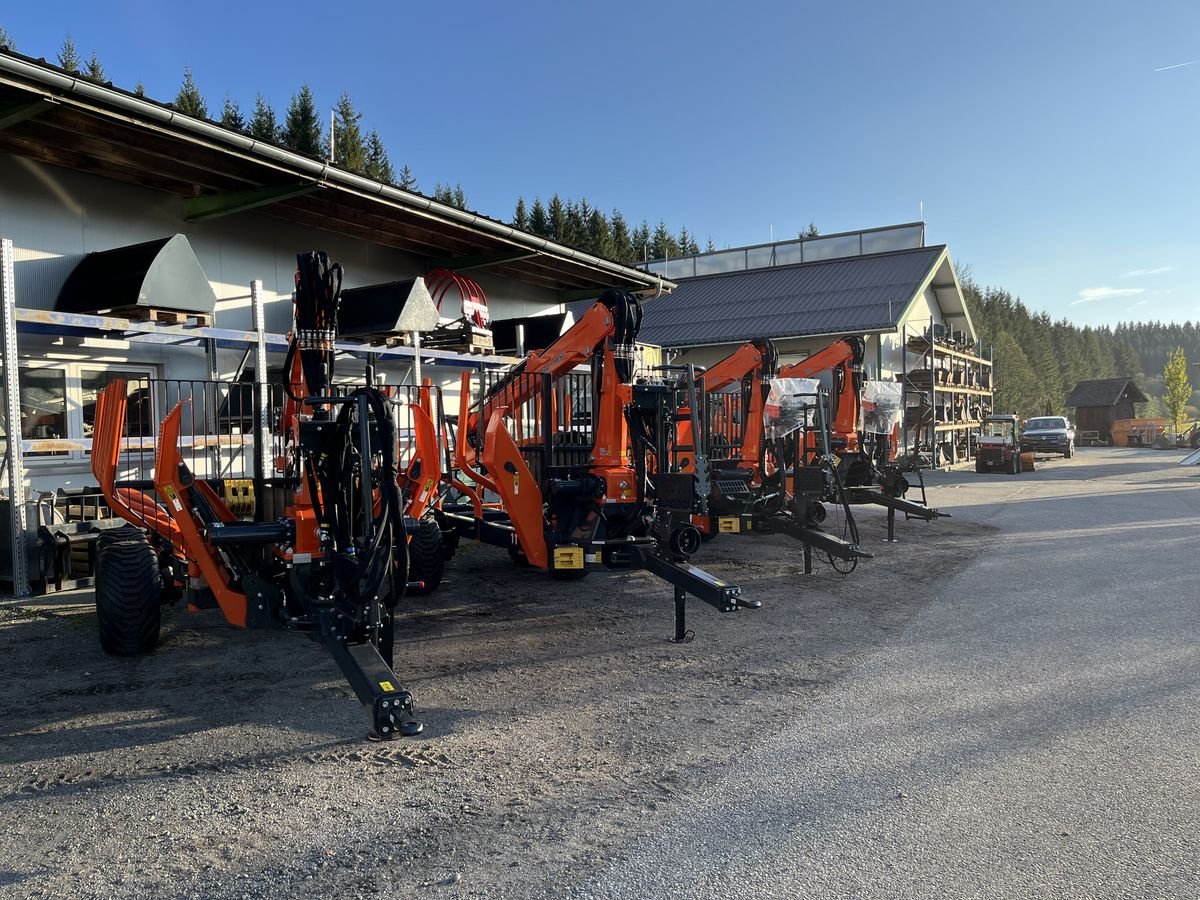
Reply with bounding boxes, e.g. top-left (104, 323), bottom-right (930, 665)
top-left (861, 380), bottom-right (903, 434)
top-left (763, 377), bottom-right (822, 438)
